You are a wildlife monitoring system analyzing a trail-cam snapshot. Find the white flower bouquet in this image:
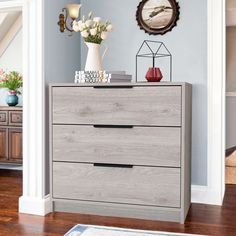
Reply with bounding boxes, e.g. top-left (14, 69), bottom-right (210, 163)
top-left (73, 12), bottom-right (113, 44)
